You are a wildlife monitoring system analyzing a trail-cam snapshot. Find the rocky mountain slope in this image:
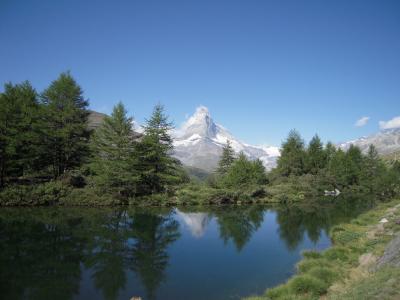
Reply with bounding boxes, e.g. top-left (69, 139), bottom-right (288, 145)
top-left (172, 106), bottom-right (280, 172)
top-left (339, 128), bottom-right (400, 155)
